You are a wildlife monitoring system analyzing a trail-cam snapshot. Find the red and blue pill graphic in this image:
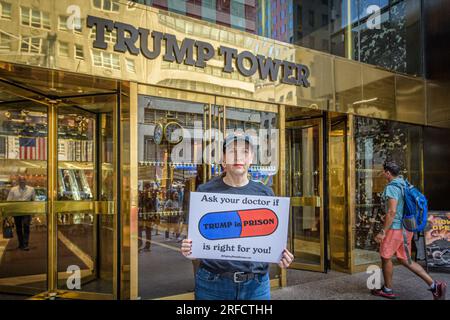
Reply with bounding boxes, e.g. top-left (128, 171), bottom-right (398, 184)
top-left (199, 208), bottom-right (278, 240)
